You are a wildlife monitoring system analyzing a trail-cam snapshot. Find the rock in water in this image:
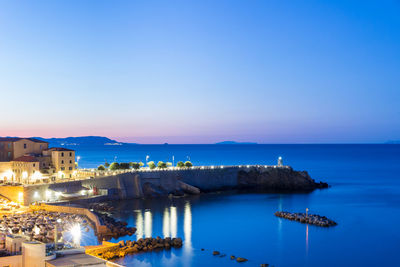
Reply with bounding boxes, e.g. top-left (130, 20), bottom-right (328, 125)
top-left (236, 257), bottom-right (248, 262)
